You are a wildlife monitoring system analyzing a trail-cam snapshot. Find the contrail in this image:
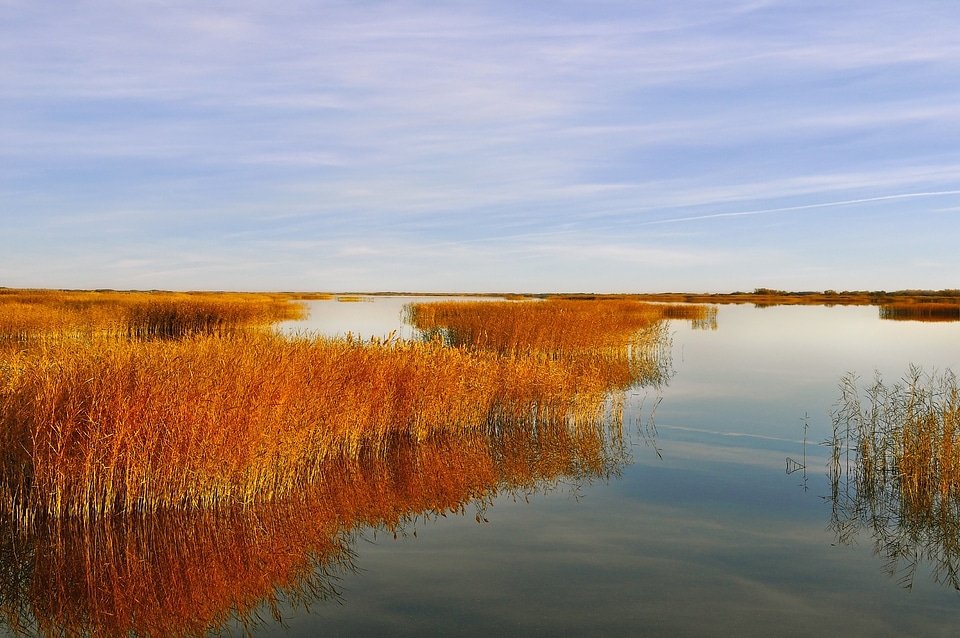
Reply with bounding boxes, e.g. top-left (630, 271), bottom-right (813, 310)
top-left (644, 190), bottom-right (960, 225)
